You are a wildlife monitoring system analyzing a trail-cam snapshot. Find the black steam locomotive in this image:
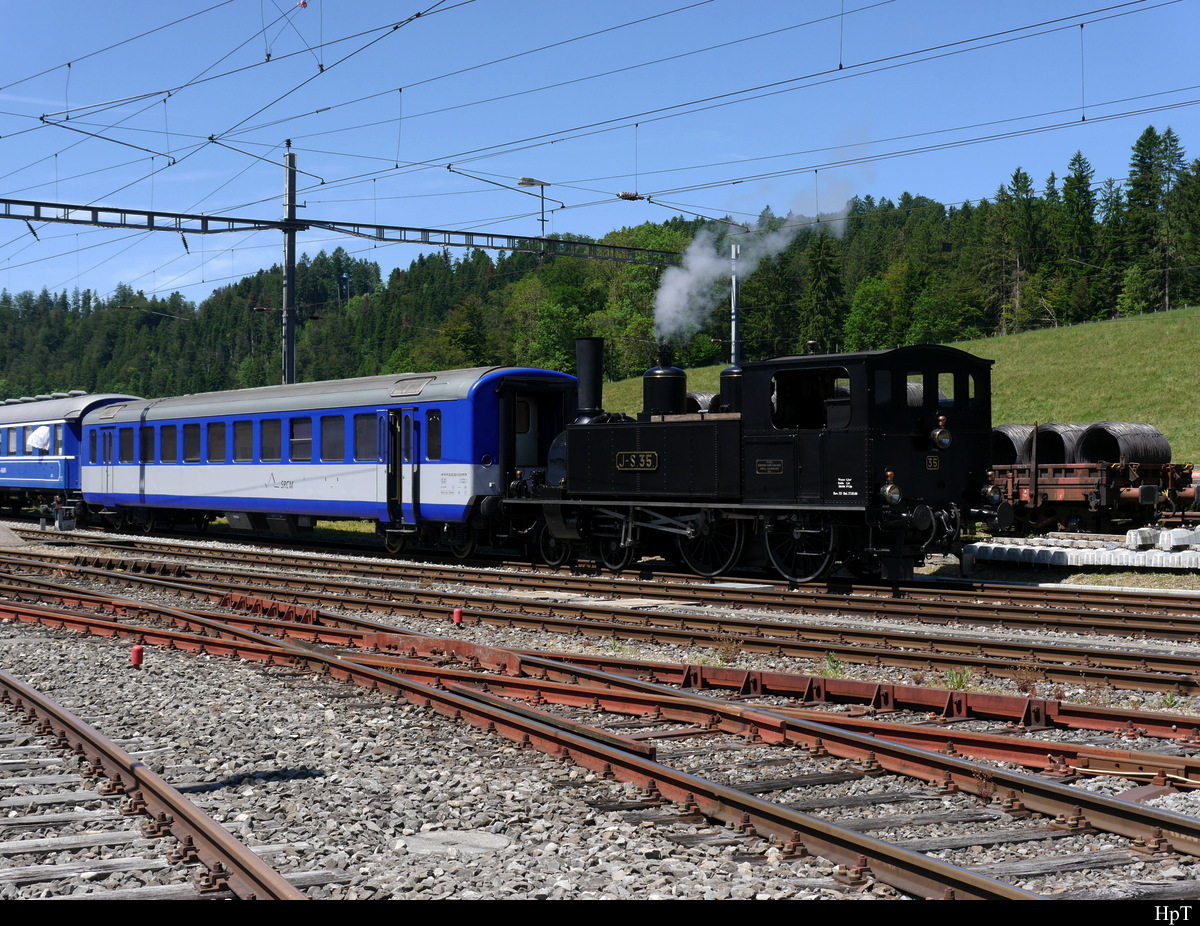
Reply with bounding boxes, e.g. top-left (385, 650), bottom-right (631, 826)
top-left (522, 338), bottom-right (1007, 581)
